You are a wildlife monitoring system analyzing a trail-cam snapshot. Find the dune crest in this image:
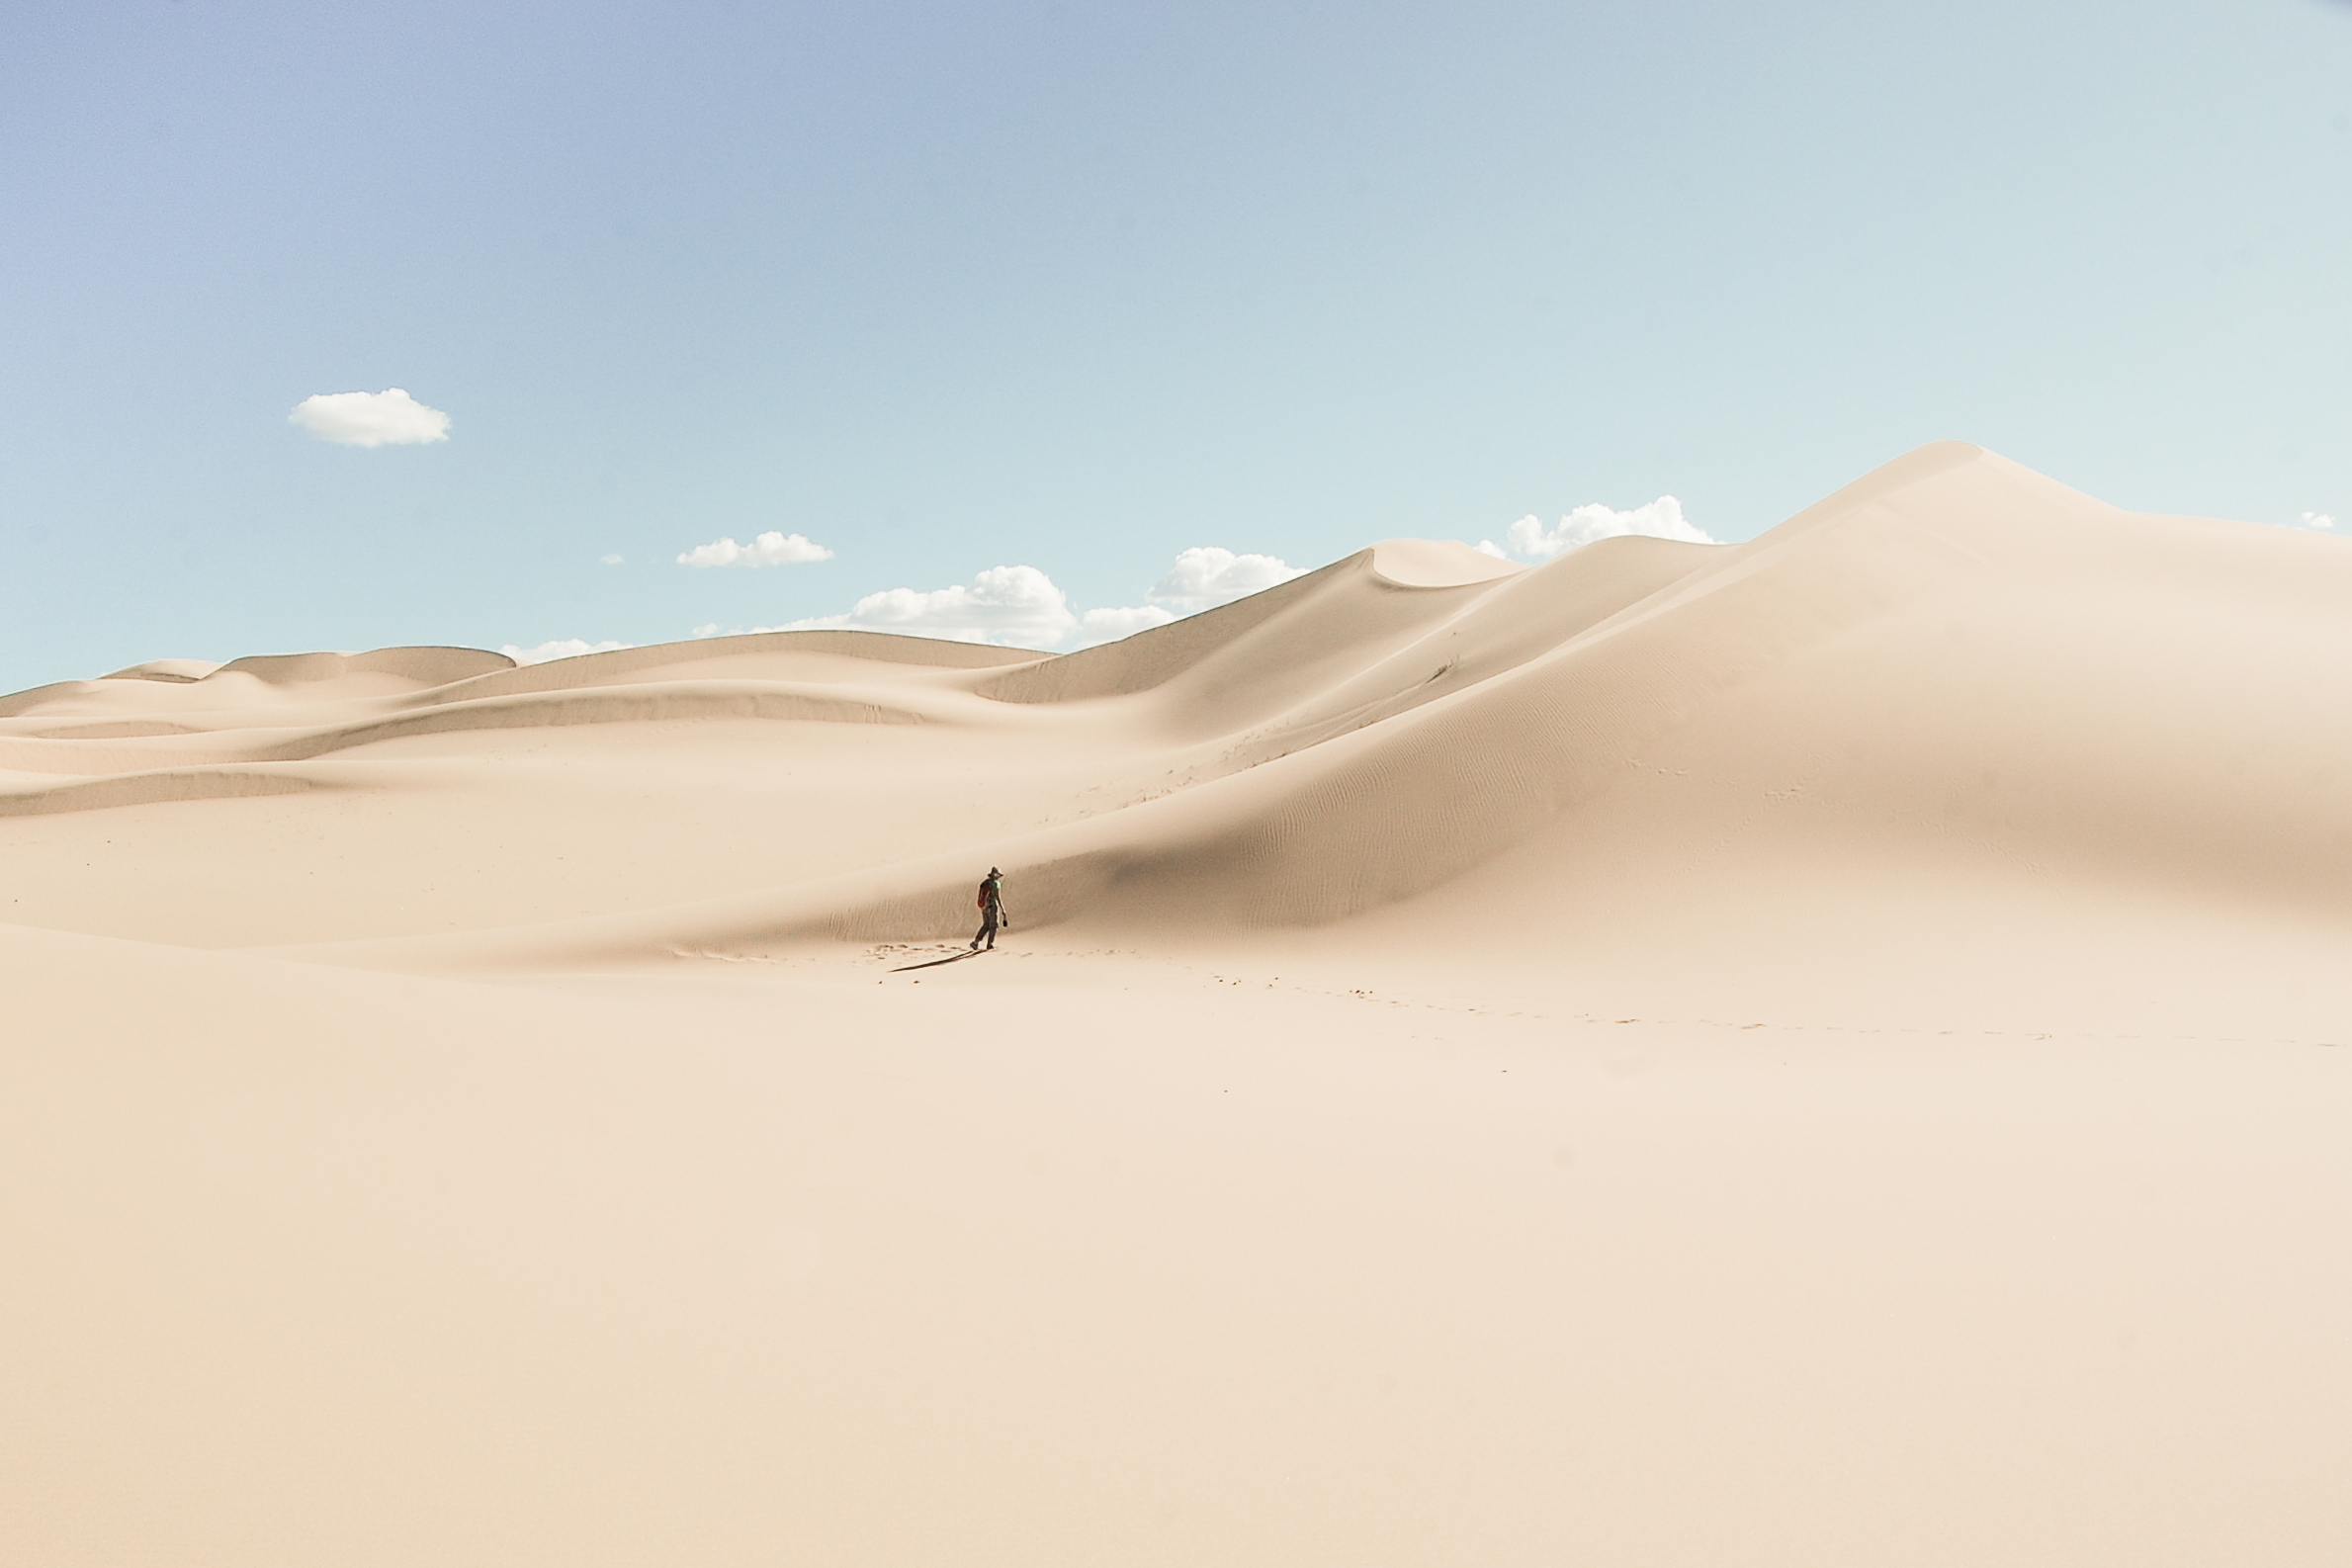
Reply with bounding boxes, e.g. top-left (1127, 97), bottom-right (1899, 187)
top-left (210, 646), bottom-right (517, 688)
top-left (98, 657), bottom-right (222, 683)
top-left (1367, 537), bottom-right (1525, 586)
